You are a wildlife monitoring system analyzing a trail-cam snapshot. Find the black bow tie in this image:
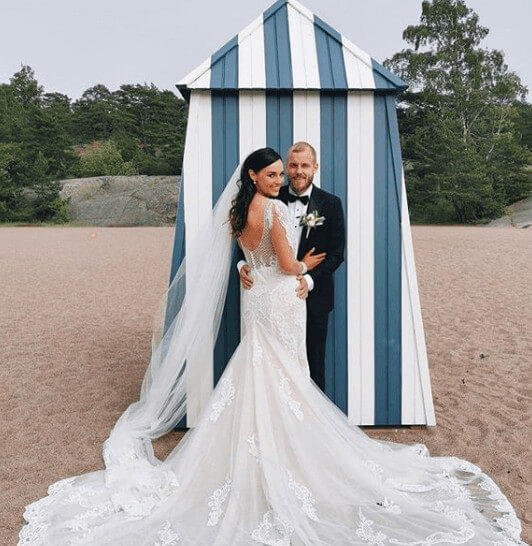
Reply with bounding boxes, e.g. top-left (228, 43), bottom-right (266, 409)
top-left (288, 193), bottom-right (309, 205)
